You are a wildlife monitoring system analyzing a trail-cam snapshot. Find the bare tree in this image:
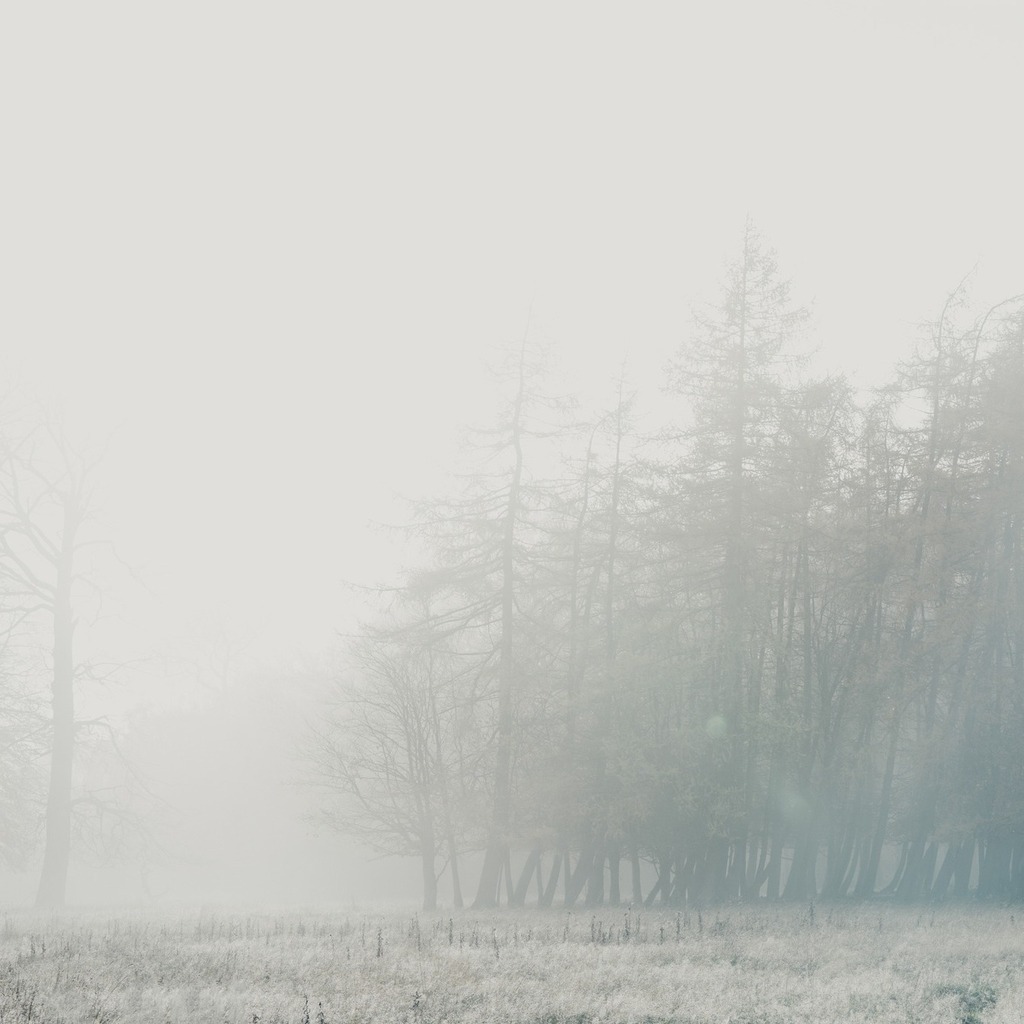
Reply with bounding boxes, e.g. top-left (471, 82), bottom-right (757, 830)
top-left (0, 641), bottom-right (46, 869)
top-left (0, 425), bottom-right (97, 907)
top-left (307, 615), bottom-right (478, 911)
